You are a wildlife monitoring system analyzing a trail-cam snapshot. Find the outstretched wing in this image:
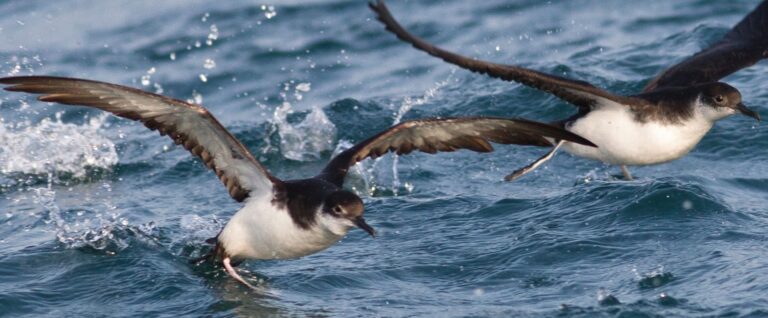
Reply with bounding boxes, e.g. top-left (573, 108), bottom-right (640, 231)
top-left (0, 76), bottom-right (279, 202)
top-left (643, 1), bottom-right (768, 91)
top-left (369, 0), bottom-right (629, 111)
top-left (318, 116), bottom-right (596, 186)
